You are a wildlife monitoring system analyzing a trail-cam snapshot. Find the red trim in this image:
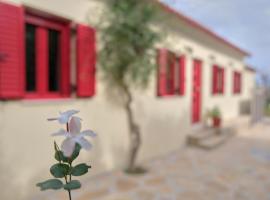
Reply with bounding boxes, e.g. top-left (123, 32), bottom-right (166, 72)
top-left (179, 55), bottom-right (185, 95)
top-left (24, 13), bottom-right (71, 99)
top-left (192, 59), bottom-right (202, 123)
top-left (212, 65), bottom-right (225, 95)
top-left (239, 73), bottom-right (242, 93)
top-left (0, 3), bottom-right (25, 99)
top-left (25, 14), bottom-right (65, 30)
top-left (157, 48), bottom-right (168, 96)
top-left (167, 51), bottom-right (176, 95)
top-left (38, 27), bottom-right (48, 95)
top-left (233, 71), bottom-right (242, 94)
top-left (212, 65), bottom-right (218, 94)
top-left (76, 24), bottom-right (96, 97)
top-left (154, 1), bottom-right (250, 57)
top-left (221, 68), bottom-right (225, 94)
top-left (61, 24), bottom-right (71, 97)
